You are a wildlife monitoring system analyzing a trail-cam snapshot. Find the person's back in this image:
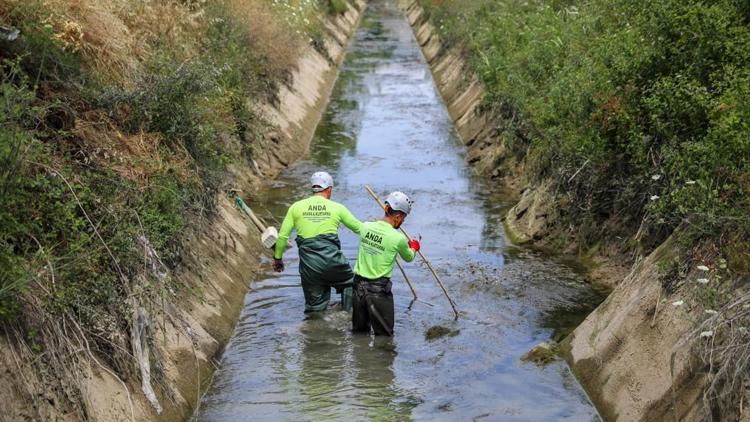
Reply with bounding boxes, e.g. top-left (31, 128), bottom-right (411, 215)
top-left (352, 191), bottom-right (419, 336)
top-left (273, 171), bottom-right (361, 313)
top-left (354, 220), bottom-right (414, 280)
top-left (276, 196), bottom-right (358, 244)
